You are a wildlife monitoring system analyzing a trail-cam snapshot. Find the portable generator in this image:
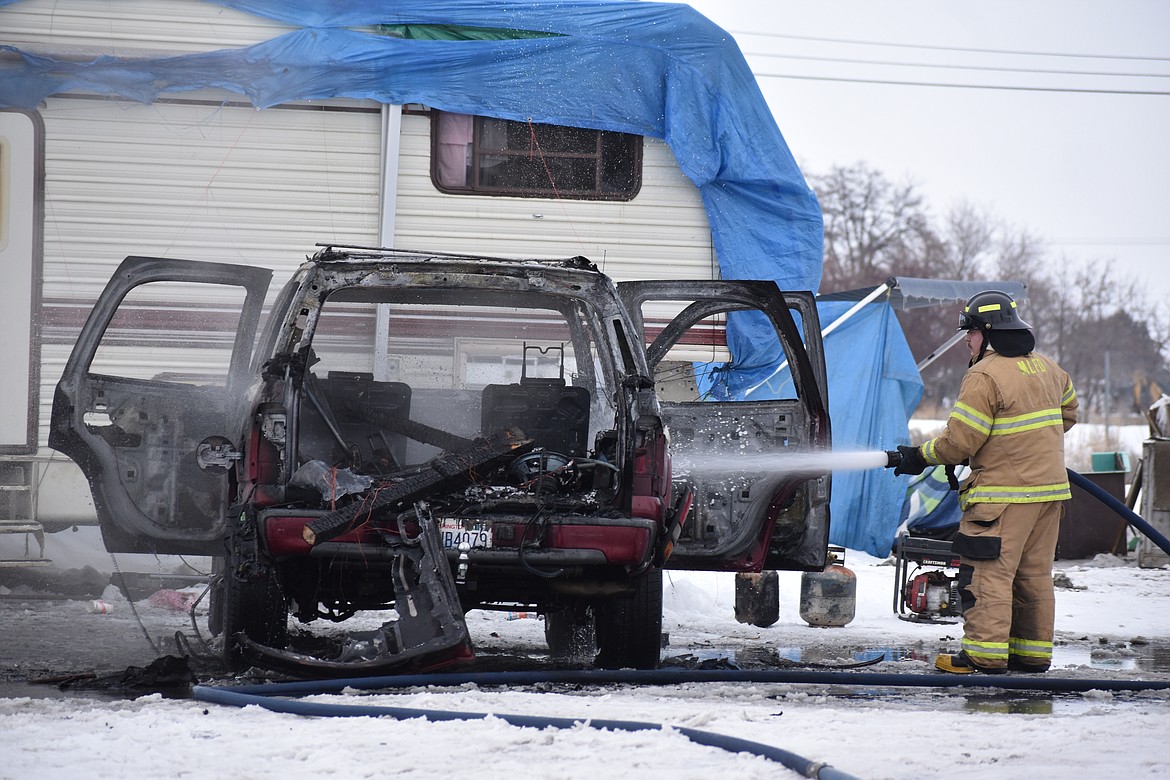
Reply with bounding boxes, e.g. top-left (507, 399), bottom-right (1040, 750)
top-left (893, 532), bottom-right (962, 622)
